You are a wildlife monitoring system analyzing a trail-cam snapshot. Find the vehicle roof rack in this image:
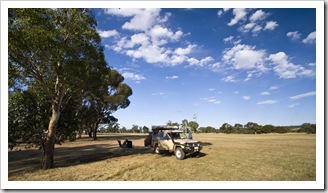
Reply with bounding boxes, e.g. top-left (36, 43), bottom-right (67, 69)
top-left (151, 125), bottom-right (179, 131)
